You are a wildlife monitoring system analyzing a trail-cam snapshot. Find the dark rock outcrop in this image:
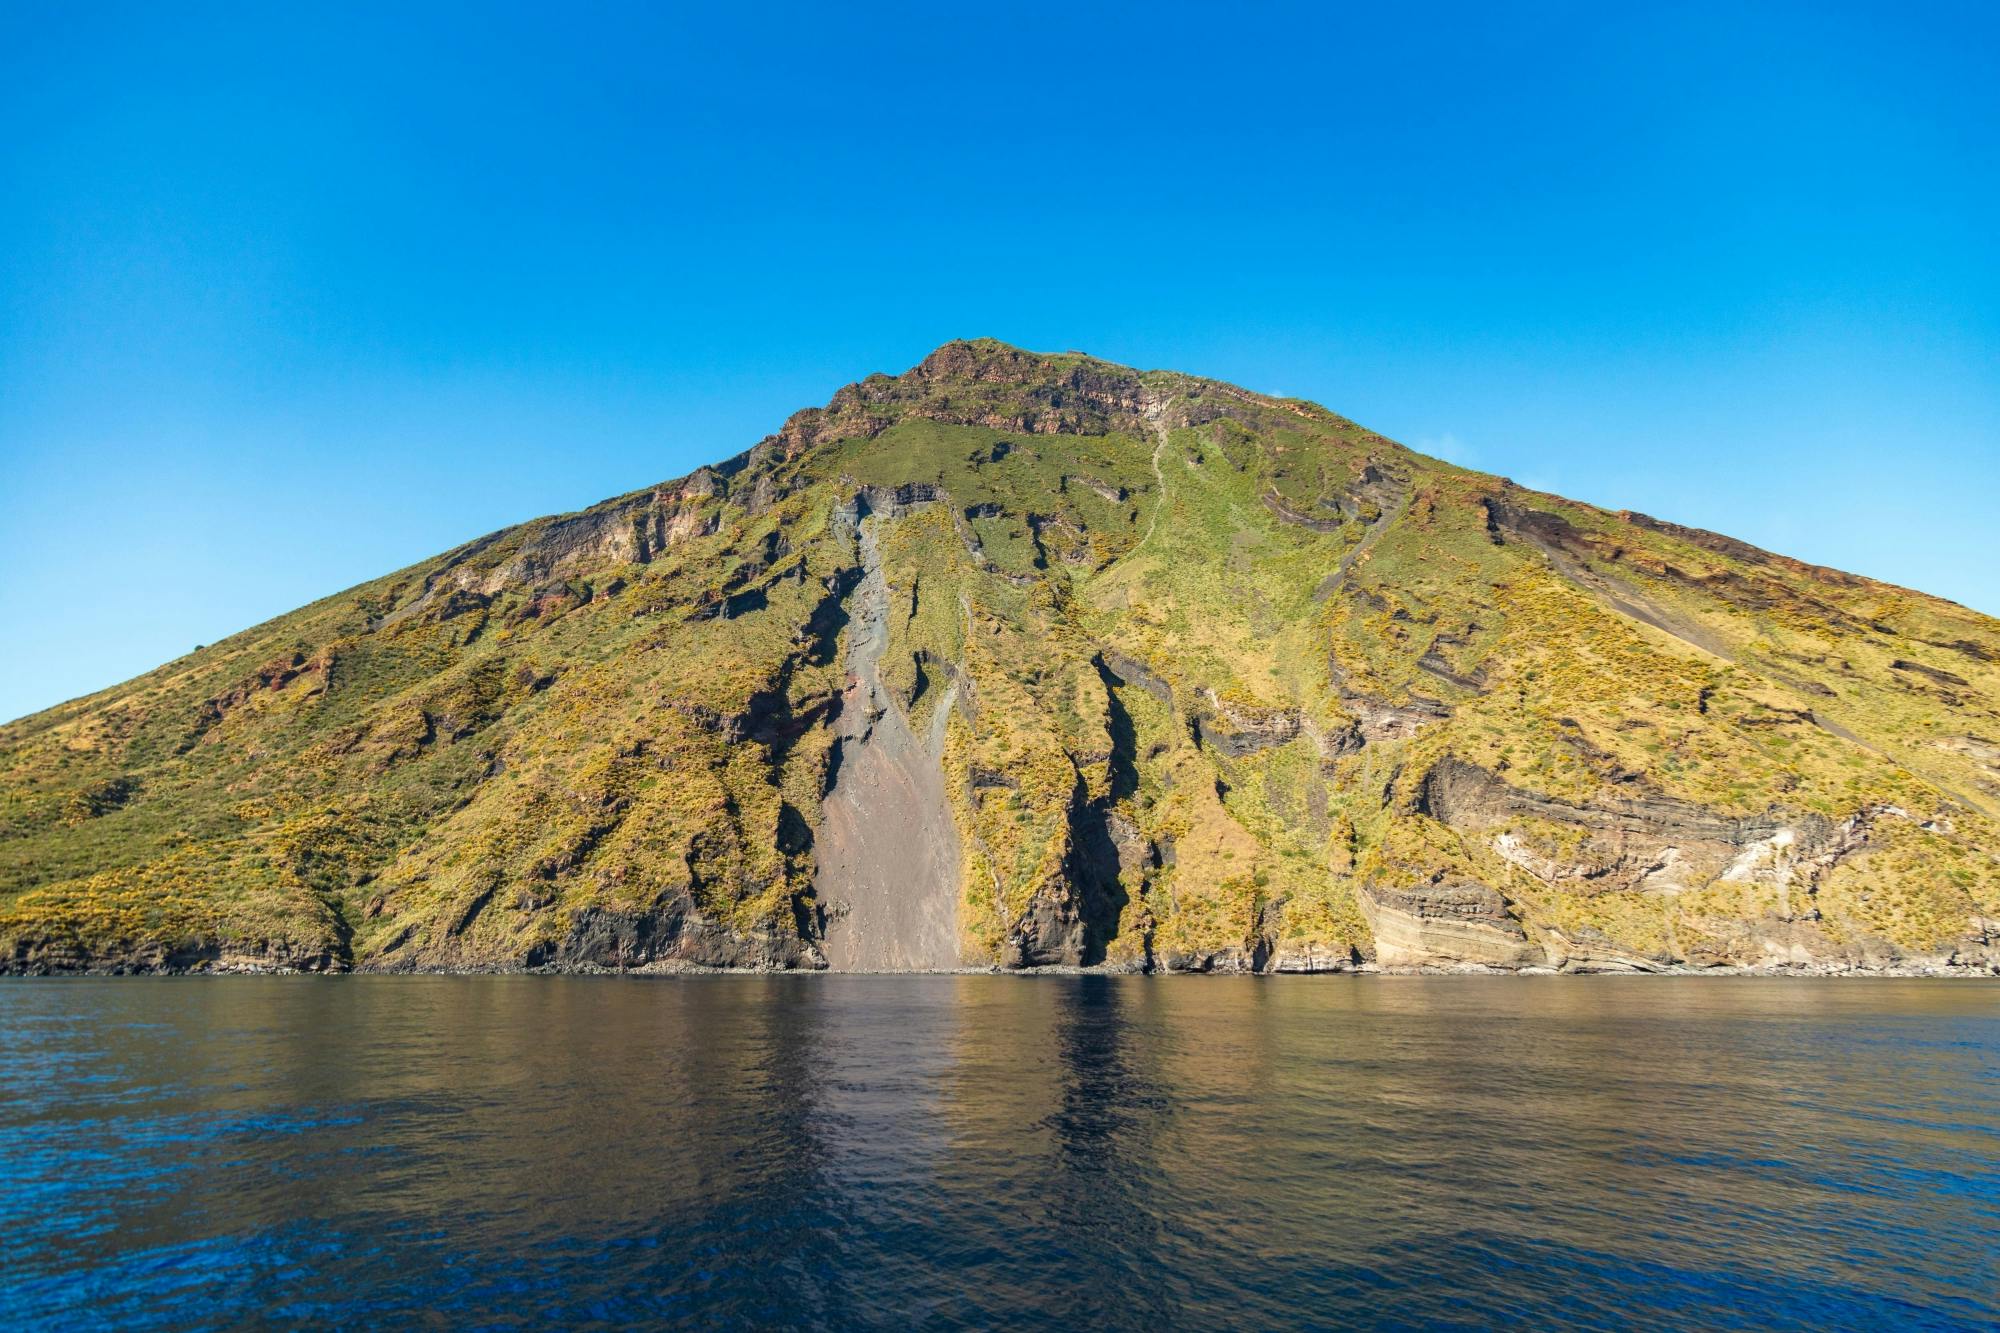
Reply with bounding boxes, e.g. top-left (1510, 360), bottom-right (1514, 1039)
top-left (525, 892), bottom-right (814, 971)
